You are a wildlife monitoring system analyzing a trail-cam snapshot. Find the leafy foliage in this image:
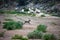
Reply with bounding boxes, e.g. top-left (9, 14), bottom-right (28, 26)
top-left (5, 19), bottom-right (13, 21)
top-left (41, 15), bottom-right (46, 17)
top-left (37, 24), bottom-right (47, 32)
top-left (12, 34), bottom-right (23, 39)
top-left (3, 21), bottom-right (23, 30)
top-left (0, 10), bottom-right (4, 14)
top-left (12, 34), bottom-right (28, 40)
top-left (0, 31), bottom-right (5, 37)
top-left (51, 22), bottom-right (57, 25)
top-left (42, 33), bottom-right (56, 40)
top-left (17, 12), bottom-right (36, 16)
top-left (24, 8), bottom-right (29, 11)
top-left (27, 30), bottom-right (43, 39)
